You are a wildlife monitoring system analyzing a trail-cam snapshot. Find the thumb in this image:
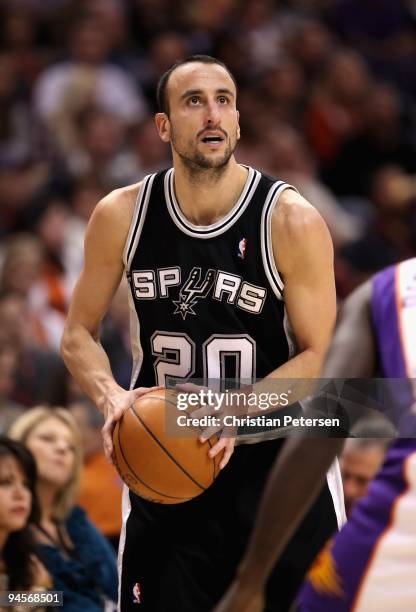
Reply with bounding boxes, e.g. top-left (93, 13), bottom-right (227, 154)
top-left (132, 385), bottom-right (163, 401)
